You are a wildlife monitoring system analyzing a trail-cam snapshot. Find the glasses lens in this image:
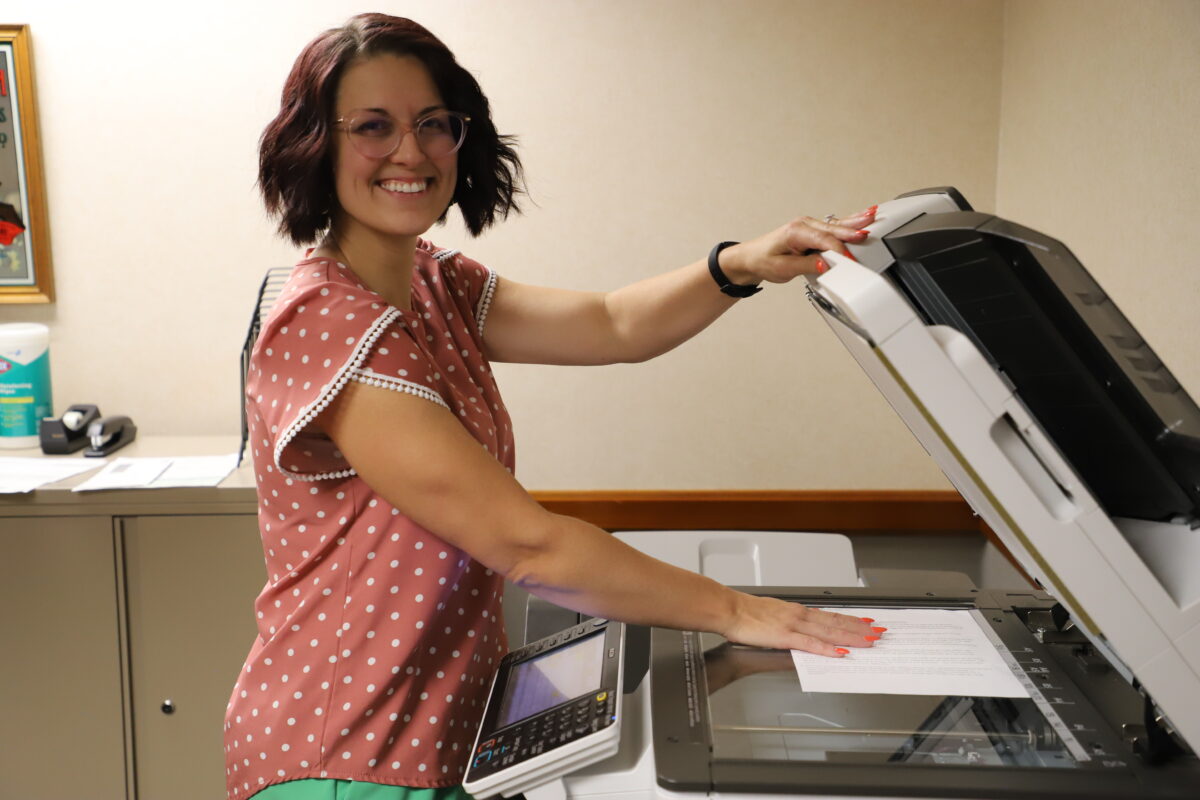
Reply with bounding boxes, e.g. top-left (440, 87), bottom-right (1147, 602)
top-left (345, 111), bottom-right (399, 159)
top-left (415, 112), bottom-right (467, 157)
top-left (341, 110), bottom-right (467, 158)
